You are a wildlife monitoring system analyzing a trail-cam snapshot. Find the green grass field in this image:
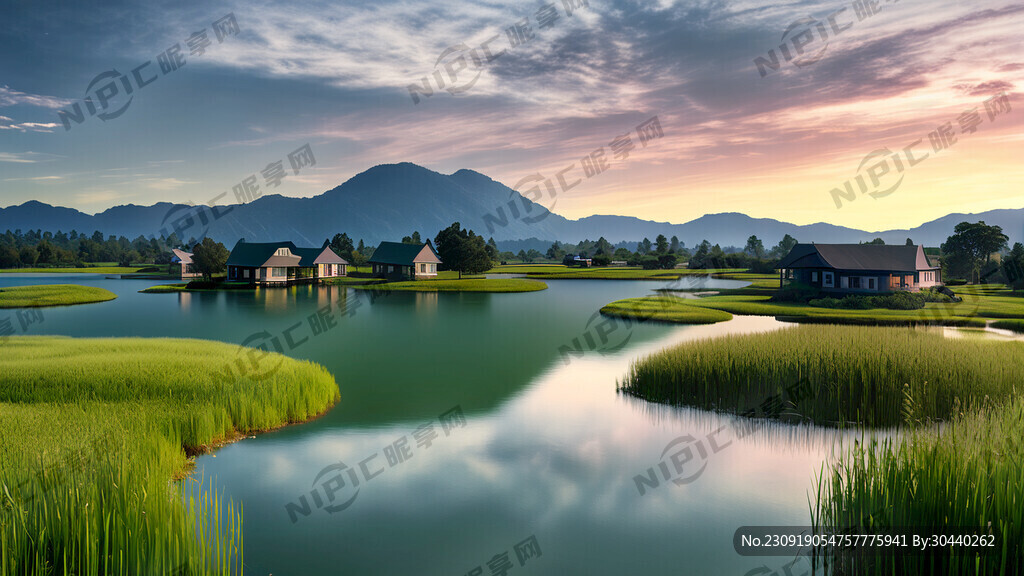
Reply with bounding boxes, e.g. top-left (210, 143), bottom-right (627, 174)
top-left (353, 278), bottom-right (547, 292)
top-left (0, 336), bottom-right (340, 575)
top-left (600, 295), bottom-right (733, 324)
top-left (0, 284), bottom-right (117, 308)
top-left (602, 285), bottom-right (1024, 327)
top-left (484, 264), bottom-right (746, 280)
